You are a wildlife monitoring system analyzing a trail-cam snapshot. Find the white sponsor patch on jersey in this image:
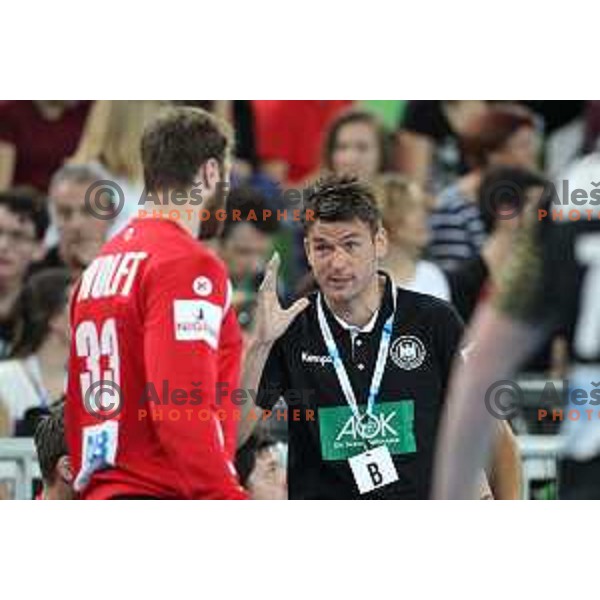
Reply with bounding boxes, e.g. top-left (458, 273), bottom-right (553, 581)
top-left (173, 299), bottom-right (222, 349)
top-left (192, 275), bottom-right (213, 297)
